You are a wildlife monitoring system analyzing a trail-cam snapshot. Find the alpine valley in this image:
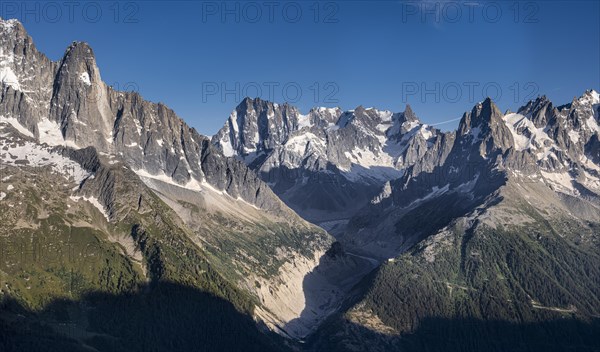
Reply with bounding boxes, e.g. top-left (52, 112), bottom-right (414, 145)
top-left (1, 18), bottom-right (599, 351)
